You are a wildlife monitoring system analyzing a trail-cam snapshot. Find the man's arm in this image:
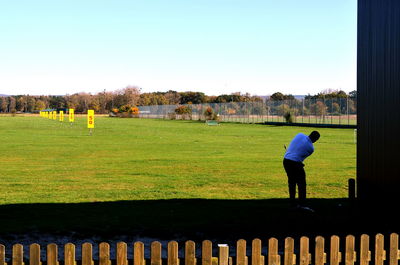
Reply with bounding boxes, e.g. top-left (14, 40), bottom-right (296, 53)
top-left (304, 142), bottom-right (314, 157)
